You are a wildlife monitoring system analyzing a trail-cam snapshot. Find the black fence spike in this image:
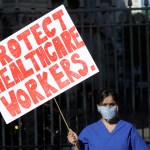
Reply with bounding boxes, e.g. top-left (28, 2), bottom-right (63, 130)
top-left (128, 0), bottom-right (132, 7)
top-left (96, 0), bottom-right (100, 7)
top-left (63, 0), bottom-right (69, 8)
top-left (0, 0), bottom-right (3, 10)
top-left (144, 0), bottom-right (149, 6)
top-left (111, 0), bottom-right (116, 7)
top-left (47, 0), bottom-right (52, 9)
